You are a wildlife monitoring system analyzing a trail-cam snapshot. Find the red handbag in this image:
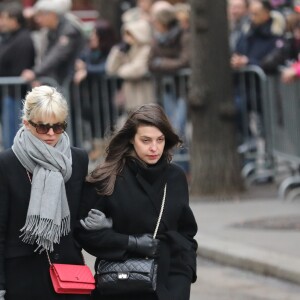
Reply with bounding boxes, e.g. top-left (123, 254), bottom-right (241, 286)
top-left (26, 171), bottom-right (95, 295)
top-left (49, 263), bottom-right (95, 294)
top-left (47, 250), bottom-right (95, 294)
